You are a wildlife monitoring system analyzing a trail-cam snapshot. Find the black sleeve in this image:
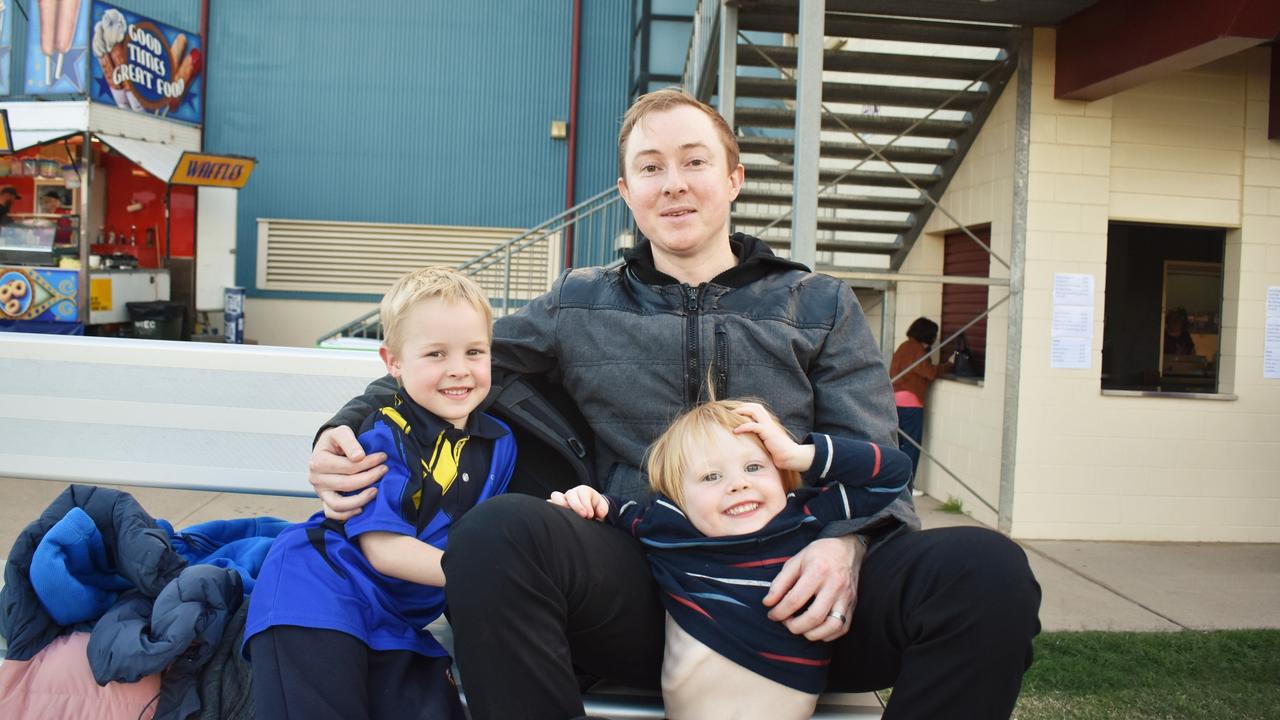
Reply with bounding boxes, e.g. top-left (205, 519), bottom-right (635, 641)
top-left (312, 375), bottom-right (398, 446)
